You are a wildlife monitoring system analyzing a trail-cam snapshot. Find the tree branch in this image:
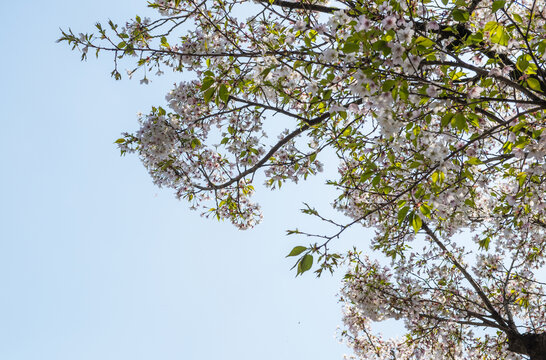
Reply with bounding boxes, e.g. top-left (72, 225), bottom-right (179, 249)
top-left (421, 222), bottom-right (511, 332)
top-left (255, 0), bottom-right (340, 13)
